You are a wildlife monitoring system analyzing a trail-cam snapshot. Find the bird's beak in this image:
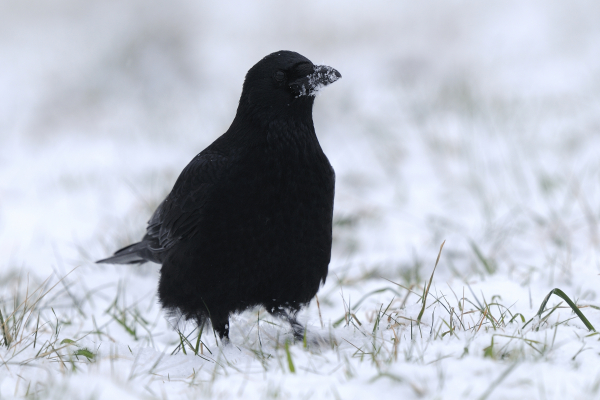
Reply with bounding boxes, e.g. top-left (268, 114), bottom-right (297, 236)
top-left (291, 65), bottom-right (341, 97)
